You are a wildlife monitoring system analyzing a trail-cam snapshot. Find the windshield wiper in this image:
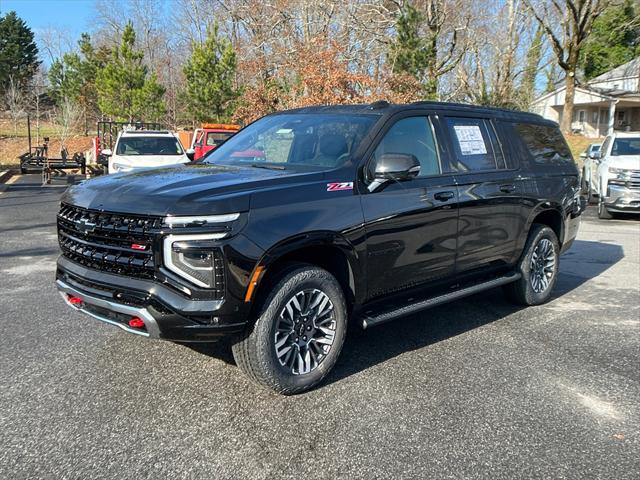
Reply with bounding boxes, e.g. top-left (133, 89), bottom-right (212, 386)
top-left (250, 163), bottom-right (286, 170)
